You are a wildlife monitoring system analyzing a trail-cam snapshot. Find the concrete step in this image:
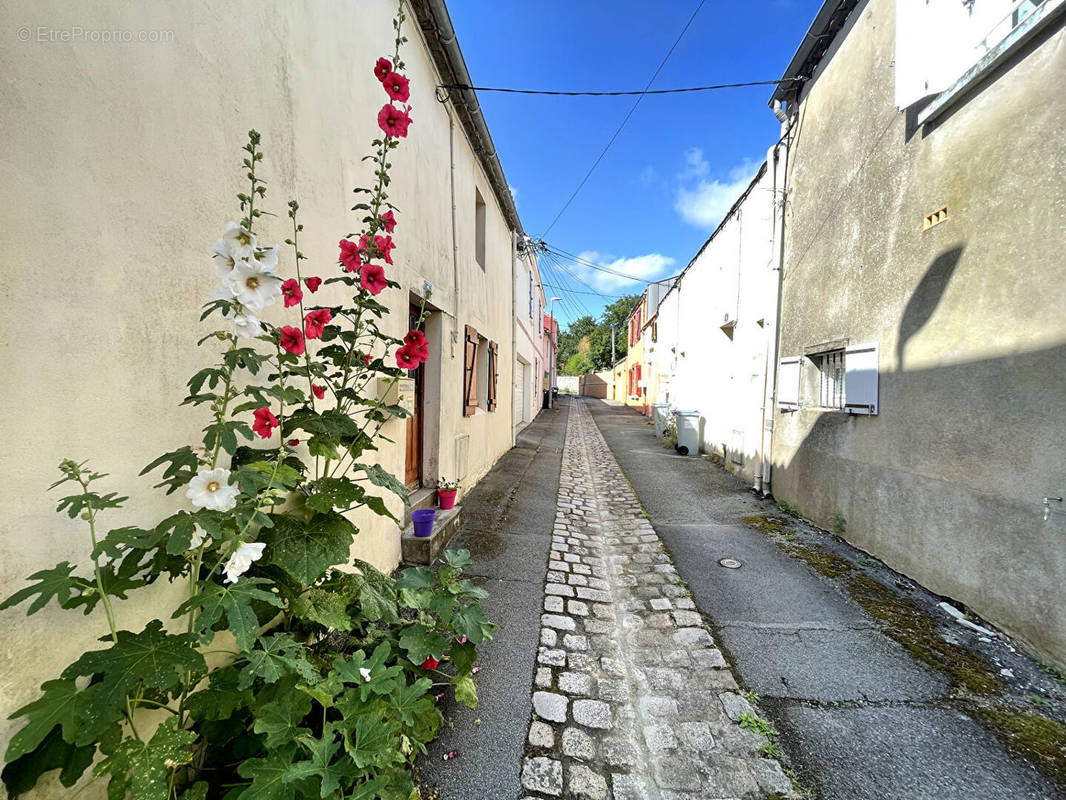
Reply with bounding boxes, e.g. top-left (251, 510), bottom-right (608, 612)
top-left (403, 486), bottom-right (437, 526)
top-left (401, 506), bottom-right (461, 565)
